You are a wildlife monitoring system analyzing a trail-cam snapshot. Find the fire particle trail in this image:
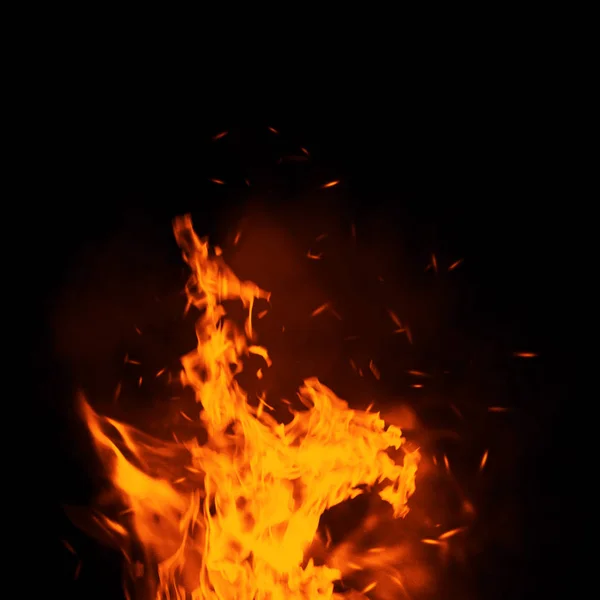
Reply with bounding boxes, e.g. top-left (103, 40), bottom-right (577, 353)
top-left (74, 561), bottom-right (81, 580)
top-left (369, 360), bottom-right (381, 380)
top-left (234, 231), bottom-right (242, 245)
top-left (438, 527), bottom-right (467, 540)
top-left (450, 403), bottom-right (464, 419)
top-left (125, 358), bottom-right (141, 365)
top-left (179, 411), bottom-right (192, 422)
top-left (311, 302), bottom-right (330, 317)
top-left (431, 253), bottom-right (438, 272)
top-left (135, 327), bottom-right (142, 335)
top-left (321, 180), bottom-right (339, 188)
top-left (479, 450), bottom-right (489, 471)
top-left (410, 384), bottom-right (423, 388)
top-left (62, 540), bottom-right (76, 555)
top-left (448, 258), bottom-right (463, 271)
top-left (361, 581), bottom-right (377, 594)
top-left (307, 251), bottom-right (322, 260)
top-left (268, 126), bottom-right (279, 134)
top-left (488, 406), bottom-right (510, 412)
top-left (212, 131), bottom-right (228, 141)
top-left (407, 370), bottom-right (429, 377)
top-left (513, 352), bottom-right (538, 358)
top-left (301, 147), bottom-right (310, 156)
top-left (387, 310), bottom-right (402, 328)
top-left (155, 368), bottom-right (165, 377)
top-left (257, 310), bottom-right (268, 319)
top-left (210, 178), bottom-right (225, 185)
top-left (113, 382), bottom-right (122, 402)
